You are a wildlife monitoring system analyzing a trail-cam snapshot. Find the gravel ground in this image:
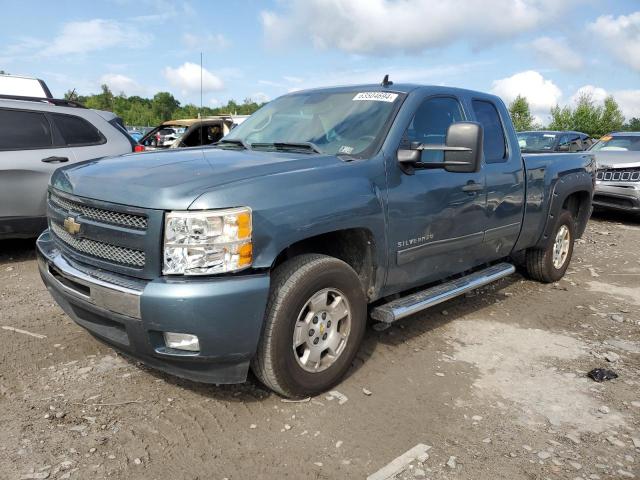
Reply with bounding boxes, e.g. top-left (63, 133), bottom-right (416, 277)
top-left (0, 212), bottom-right (639, 480)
